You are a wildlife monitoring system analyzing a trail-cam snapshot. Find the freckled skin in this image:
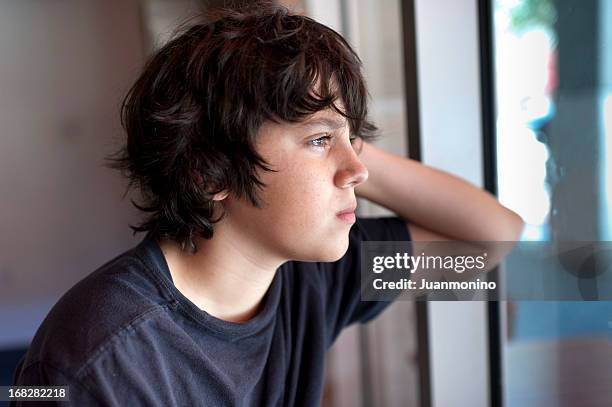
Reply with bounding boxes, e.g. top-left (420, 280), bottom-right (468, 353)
top-left (219, 109), bottom-right (368, 263)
